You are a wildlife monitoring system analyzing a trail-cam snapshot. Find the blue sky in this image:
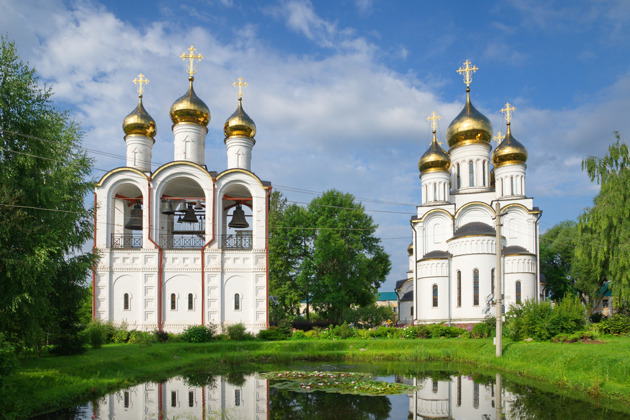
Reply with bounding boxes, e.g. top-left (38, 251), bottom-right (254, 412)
top-left (2, 0), bottom-right (630, 292)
